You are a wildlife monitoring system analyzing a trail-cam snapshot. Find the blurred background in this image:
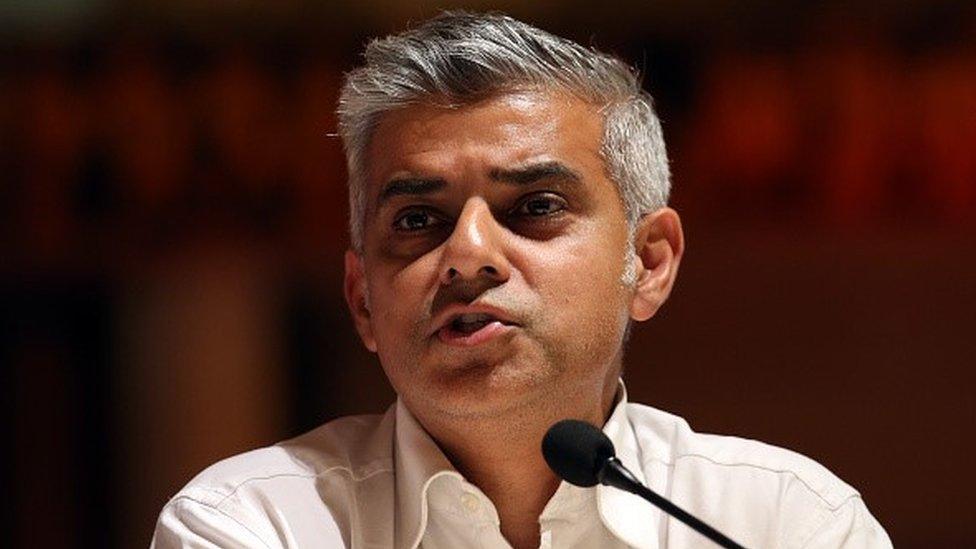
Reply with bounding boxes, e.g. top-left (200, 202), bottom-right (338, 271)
top-left (2, 1), bottom-right (974, 547)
